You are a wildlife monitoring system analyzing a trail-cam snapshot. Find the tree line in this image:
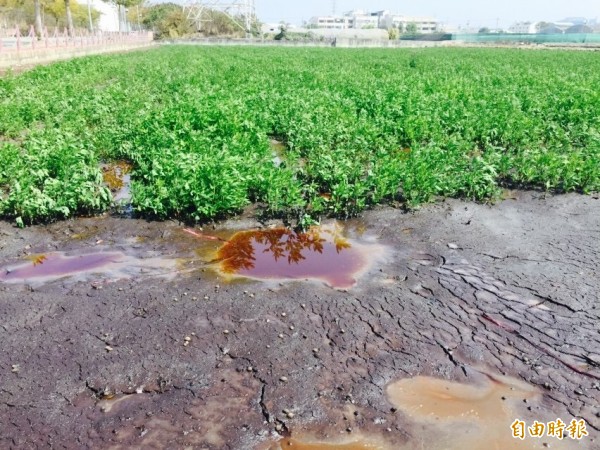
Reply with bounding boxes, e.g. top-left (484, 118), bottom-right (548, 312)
top-left (0, 0), bottom-right (142, 37)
